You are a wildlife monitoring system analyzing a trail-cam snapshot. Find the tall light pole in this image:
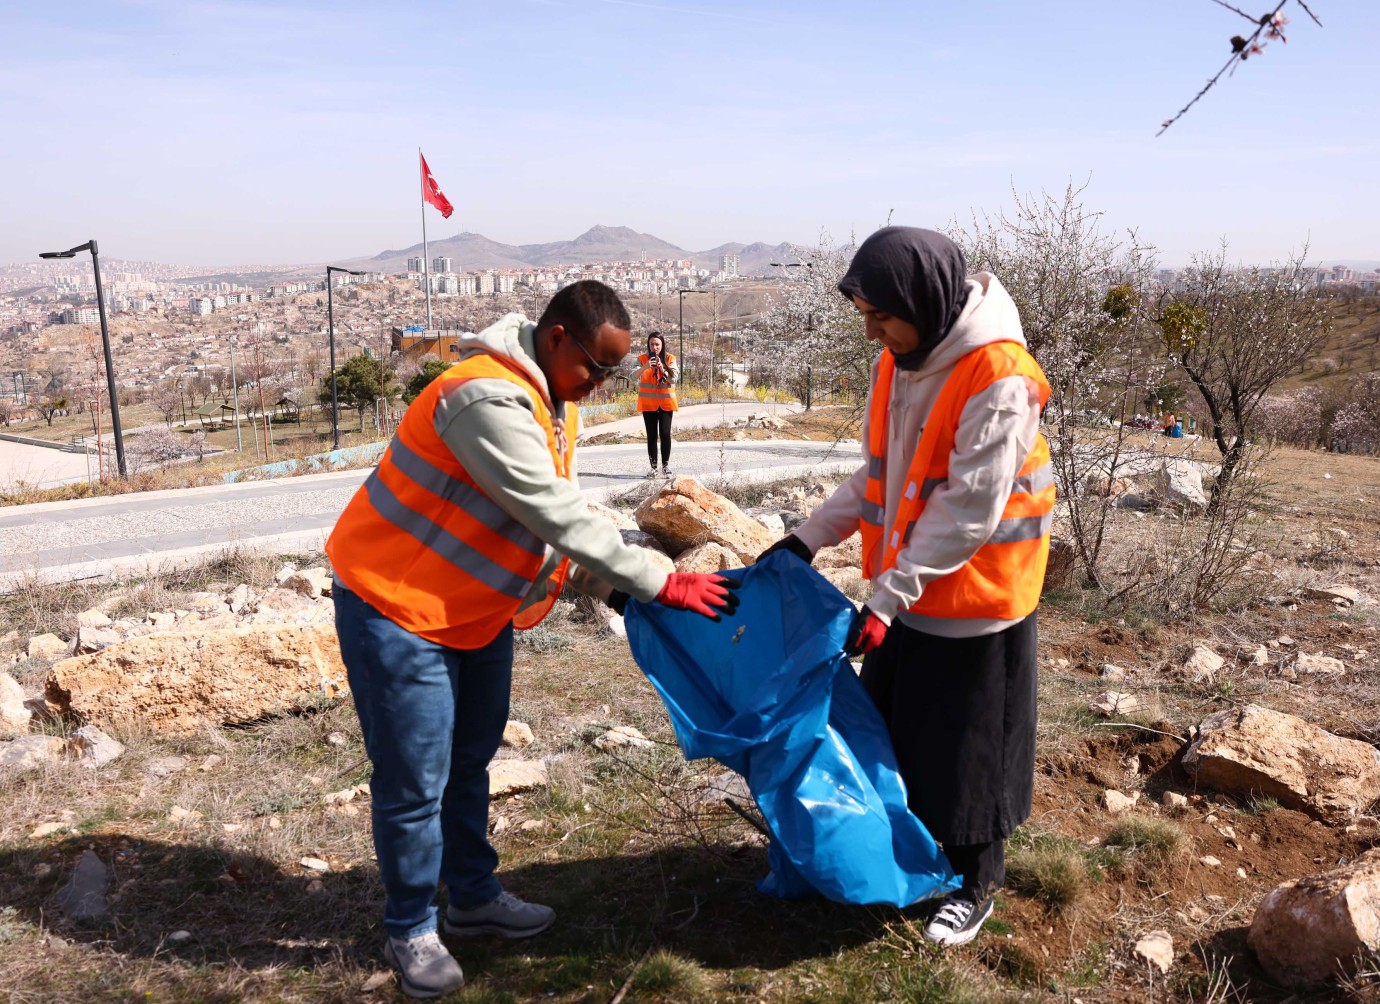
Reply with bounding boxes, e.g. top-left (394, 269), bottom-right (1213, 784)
top-left (40, 240), bottom-right (126, 477)
top-left (326, 265), bottom-right (365, 451)
top-left (676, 288), bottom-right (708, 388)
